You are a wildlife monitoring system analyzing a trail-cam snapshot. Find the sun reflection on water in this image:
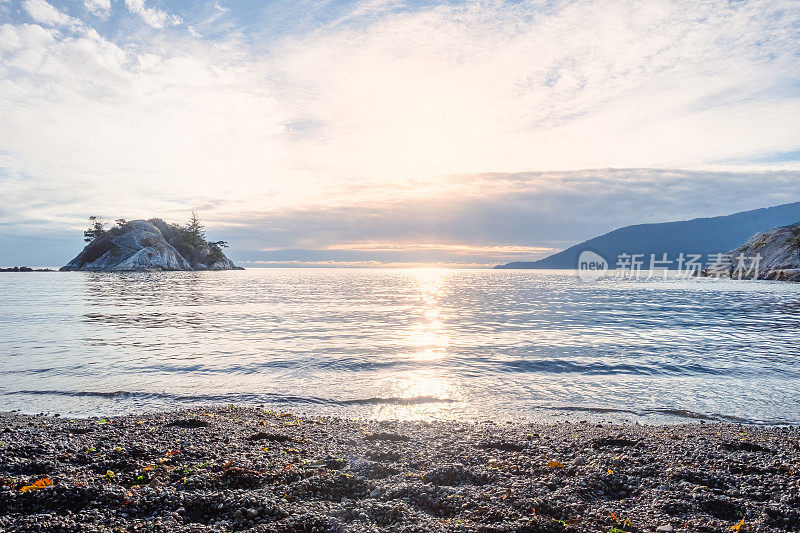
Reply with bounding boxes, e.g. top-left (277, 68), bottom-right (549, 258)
top-left (374, 368), bottom-right (460, 421)
top-left (372, 268), bottom-right (463, 419)
top-left (405, 268), bottom-right (450, 360)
